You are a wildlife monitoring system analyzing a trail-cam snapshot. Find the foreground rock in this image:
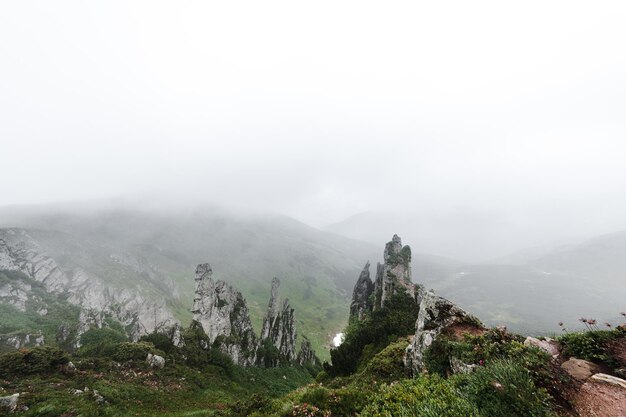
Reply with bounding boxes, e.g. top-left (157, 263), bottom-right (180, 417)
top-left (573, 373), bottom-right (626, 417)
top-left (561, 358), bottom-right (602, 381)
top-left (524, 336), bottom-right (560, 358)
top-left (405, 291), bottom-right (485, 375)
